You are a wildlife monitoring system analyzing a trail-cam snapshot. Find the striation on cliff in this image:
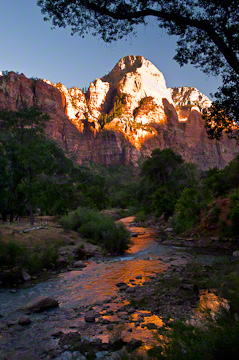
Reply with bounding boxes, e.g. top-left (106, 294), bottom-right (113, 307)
top-left (0, 55), bottom-right (238, 169)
